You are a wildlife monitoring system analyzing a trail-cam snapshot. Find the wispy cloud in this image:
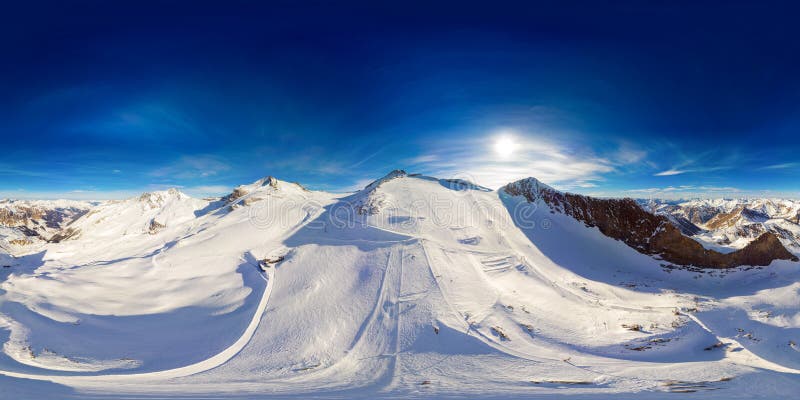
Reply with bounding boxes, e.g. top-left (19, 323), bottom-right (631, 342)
top-left (348, 146), bottom-right (387, 169)
top-left (654, 169), bottom-right (687, 176)
top-left (653, 149), bottom-right (737, 177)
top-left (150, 155), bottom-right (232, 179)
top-left (654, 165), bottom-right (732, 176)
top-left (405, 131), bottom-right (641, 189)
top-left (759, 162), bottom-right (799, 170)
top-left (613, 144), bottom-right (647, 165)
top-left (626, 185), bottom-right (741, 194)
top-left (404, 154), bottom-right (439, 164)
